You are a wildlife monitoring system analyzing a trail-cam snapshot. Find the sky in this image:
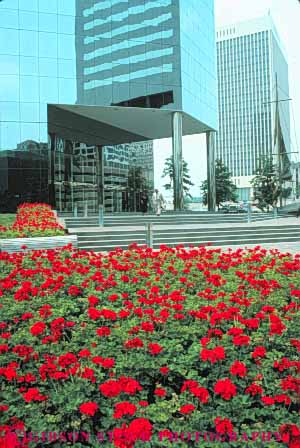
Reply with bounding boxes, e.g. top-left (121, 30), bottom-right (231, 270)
top-left (153, 0), bottom-right (300, 198)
